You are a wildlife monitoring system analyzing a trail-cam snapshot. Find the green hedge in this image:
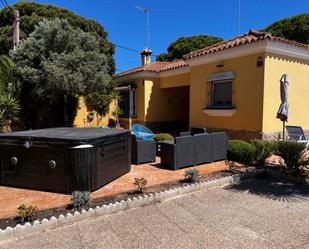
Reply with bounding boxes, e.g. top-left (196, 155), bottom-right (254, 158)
top-left (274, 141), bottom-right (308, 173)
top-left (227, 140), bottom-right (254, 164)
top-left (252, 139), bottom-right (276, 164)
top-left (154, 133), bottom-right (174, 141)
